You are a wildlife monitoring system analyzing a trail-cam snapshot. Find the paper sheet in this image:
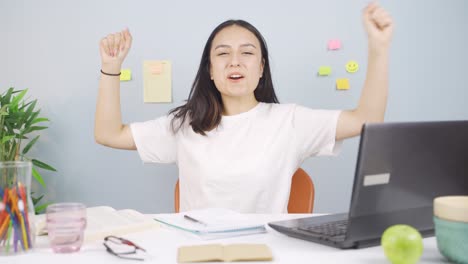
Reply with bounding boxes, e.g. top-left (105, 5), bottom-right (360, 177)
top-left (143, 60), bottom-right (172, 103)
